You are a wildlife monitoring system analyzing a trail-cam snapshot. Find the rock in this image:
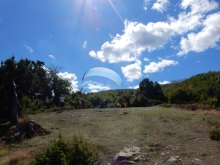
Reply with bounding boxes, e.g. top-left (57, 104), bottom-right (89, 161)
top-left (111, 146), bottom-right (140, 165)
top-left (133, 156), bottom-right (140, 161)
top-left (167, 156), bottom-right (181, 163)
top-left (192, 158), bottom-right (202, 164)
top-left (126, 160), bottom-right (136, 164)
